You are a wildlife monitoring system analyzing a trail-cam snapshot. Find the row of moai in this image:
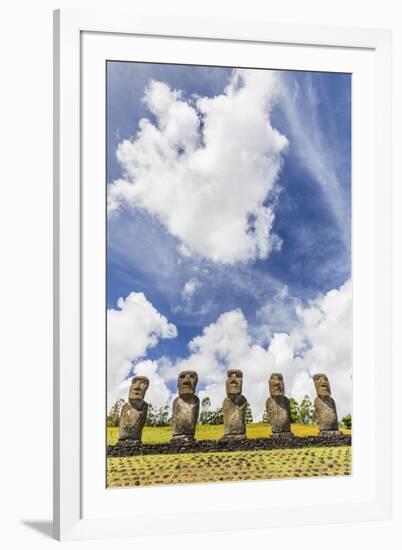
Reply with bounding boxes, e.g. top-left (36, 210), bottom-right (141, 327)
top-left (118, 370), bottom-right (341, 444)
